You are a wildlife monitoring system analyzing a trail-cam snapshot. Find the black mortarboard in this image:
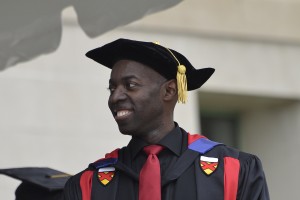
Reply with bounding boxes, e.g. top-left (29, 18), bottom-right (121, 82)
top-left (85, 38), bottom-right (215, 103)
top-left (0, 167), bottom-right (71, 200)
